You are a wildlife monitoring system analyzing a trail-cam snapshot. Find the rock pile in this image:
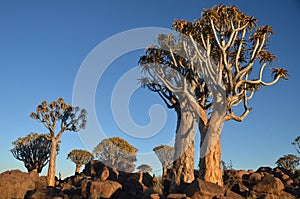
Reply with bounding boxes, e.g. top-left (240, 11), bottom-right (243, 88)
top-left (0, 163), bottom-right (299, 199)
